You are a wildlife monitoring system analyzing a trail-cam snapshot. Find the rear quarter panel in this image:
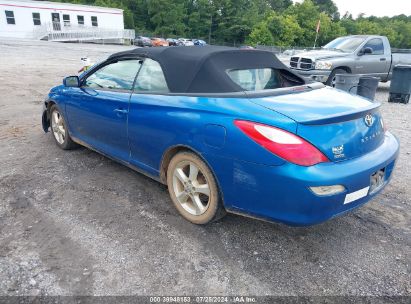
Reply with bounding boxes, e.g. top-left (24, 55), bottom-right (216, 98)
top-left (127, 93), bottom-right (297, 176)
